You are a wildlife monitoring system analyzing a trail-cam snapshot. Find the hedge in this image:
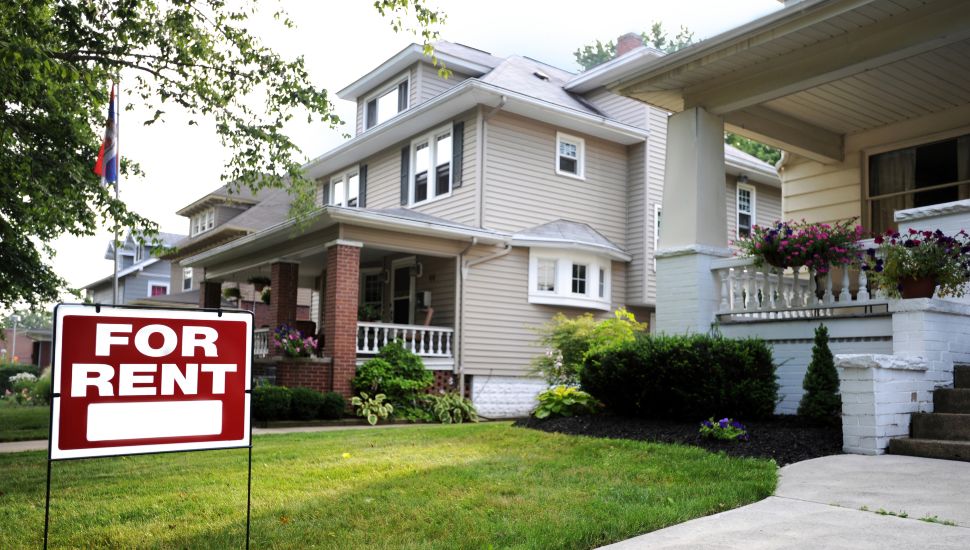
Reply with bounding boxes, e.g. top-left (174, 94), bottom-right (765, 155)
top-left (252, 385), bottom-right (346, 422)
top-left (0, 365), bottom-right (40, 393)
top-left (580, 334), bottom-right (778, 420)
